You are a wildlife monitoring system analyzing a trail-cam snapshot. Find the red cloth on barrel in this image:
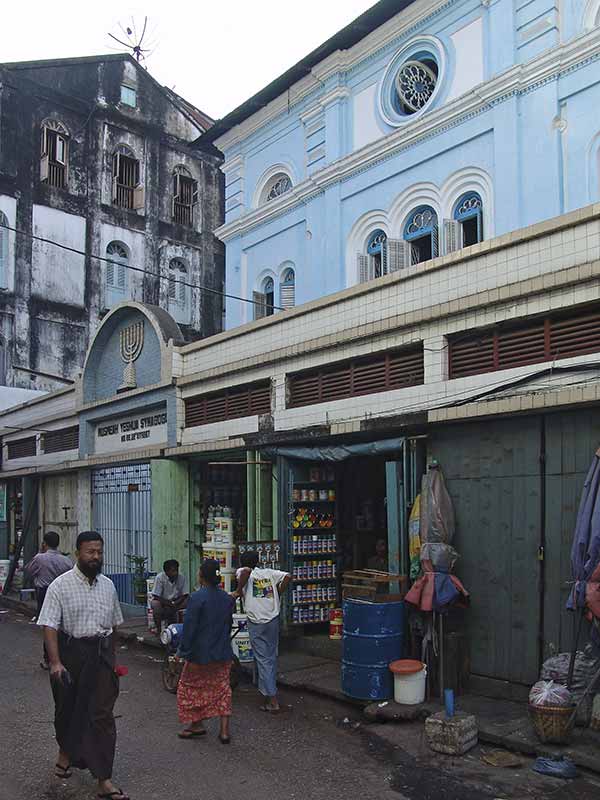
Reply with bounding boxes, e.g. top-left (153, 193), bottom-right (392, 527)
top-left (405, 571), bottom-right (469, 612)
